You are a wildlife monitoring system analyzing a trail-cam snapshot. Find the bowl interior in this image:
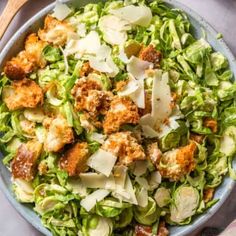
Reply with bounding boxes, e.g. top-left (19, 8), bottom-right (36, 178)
top-left (0, 1), bottom-right (235, 236)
